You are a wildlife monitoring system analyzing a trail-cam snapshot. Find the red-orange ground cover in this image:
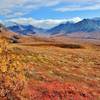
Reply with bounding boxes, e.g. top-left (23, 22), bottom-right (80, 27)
top-left (25, 81), bottom-right (99, 100)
